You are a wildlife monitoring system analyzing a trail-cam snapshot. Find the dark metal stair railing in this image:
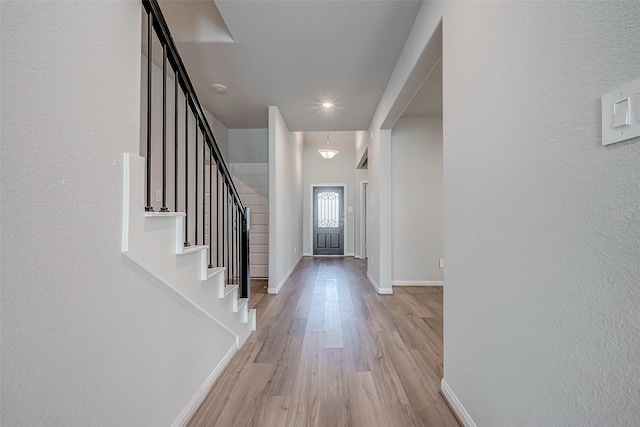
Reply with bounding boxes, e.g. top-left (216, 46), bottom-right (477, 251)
top-left (141, 0), bottom-right (250, 306)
